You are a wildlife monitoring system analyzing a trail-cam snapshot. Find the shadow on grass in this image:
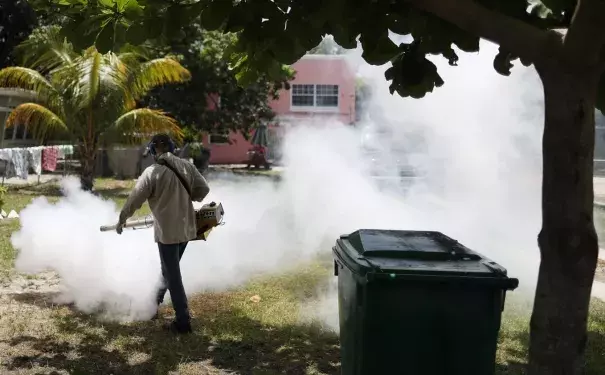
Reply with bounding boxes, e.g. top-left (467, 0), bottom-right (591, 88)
top-left (96, 187), bottom-right (131, 199)
top-left (3, 289), bottom-right (603, 375)
top-left (2, 293), bottom-right (340, 375)
top-left (495, 299), bottom-right (605, 375)
top-left (8, 183), bottom-right (63, 197)
top-left (9, 183), bottom-right (131, 201)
